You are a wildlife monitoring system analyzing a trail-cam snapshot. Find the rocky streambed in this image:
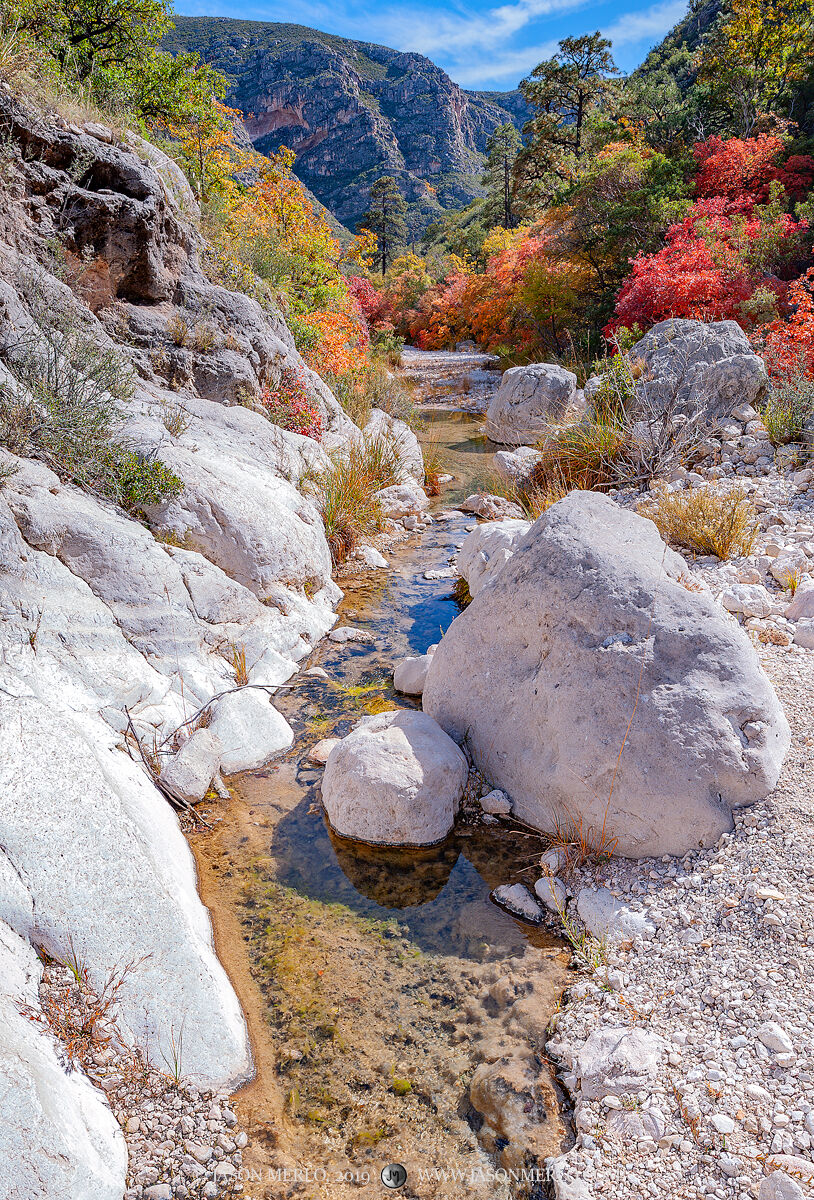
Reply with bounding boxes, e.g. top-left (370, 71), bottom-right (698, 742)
top-left (184, 352), bottom-right (574, 1198)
